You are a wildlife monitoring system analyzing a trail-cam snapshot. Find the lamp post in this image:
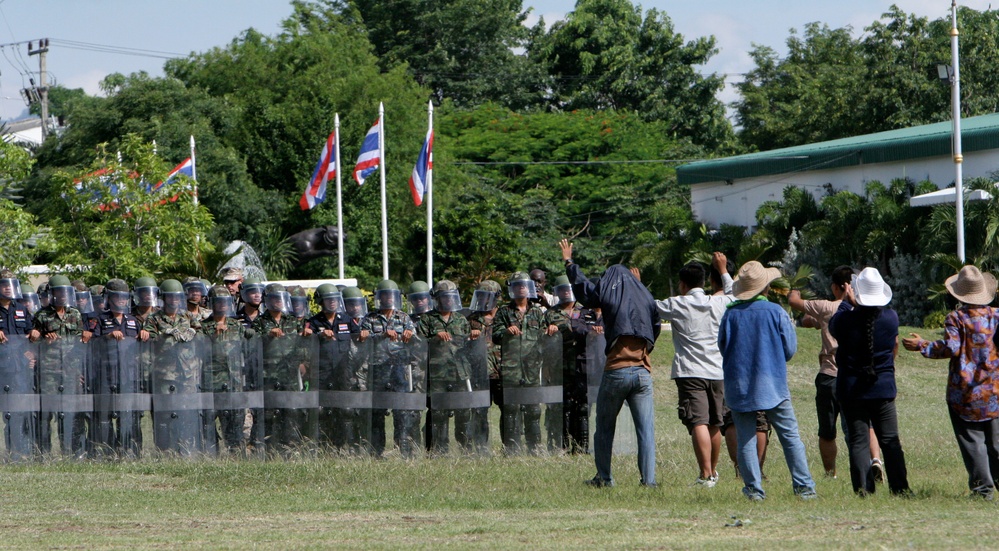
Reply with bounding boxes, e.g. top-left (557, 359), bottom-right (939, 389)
top-left (950, 0), bottom-right (965, 262)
